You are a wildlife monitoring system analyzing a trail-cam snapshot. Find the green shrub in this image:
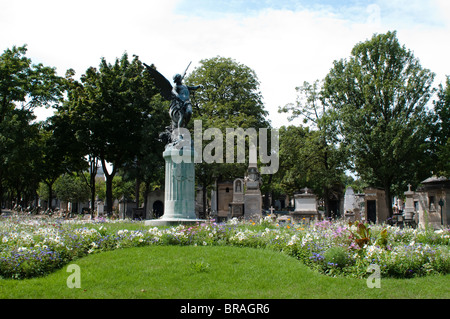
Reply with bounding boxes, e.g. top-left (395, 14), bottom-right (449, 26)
top-left (323, 246), bottom-right (351, 269)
